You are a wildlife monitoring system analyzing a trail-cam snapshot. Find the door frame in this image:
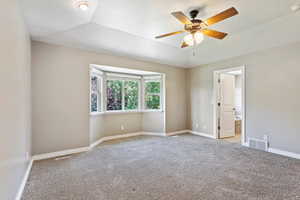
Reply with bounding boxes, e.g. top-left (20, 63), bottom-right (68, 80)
top-left (213, 65), bottom-right (246, 146)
